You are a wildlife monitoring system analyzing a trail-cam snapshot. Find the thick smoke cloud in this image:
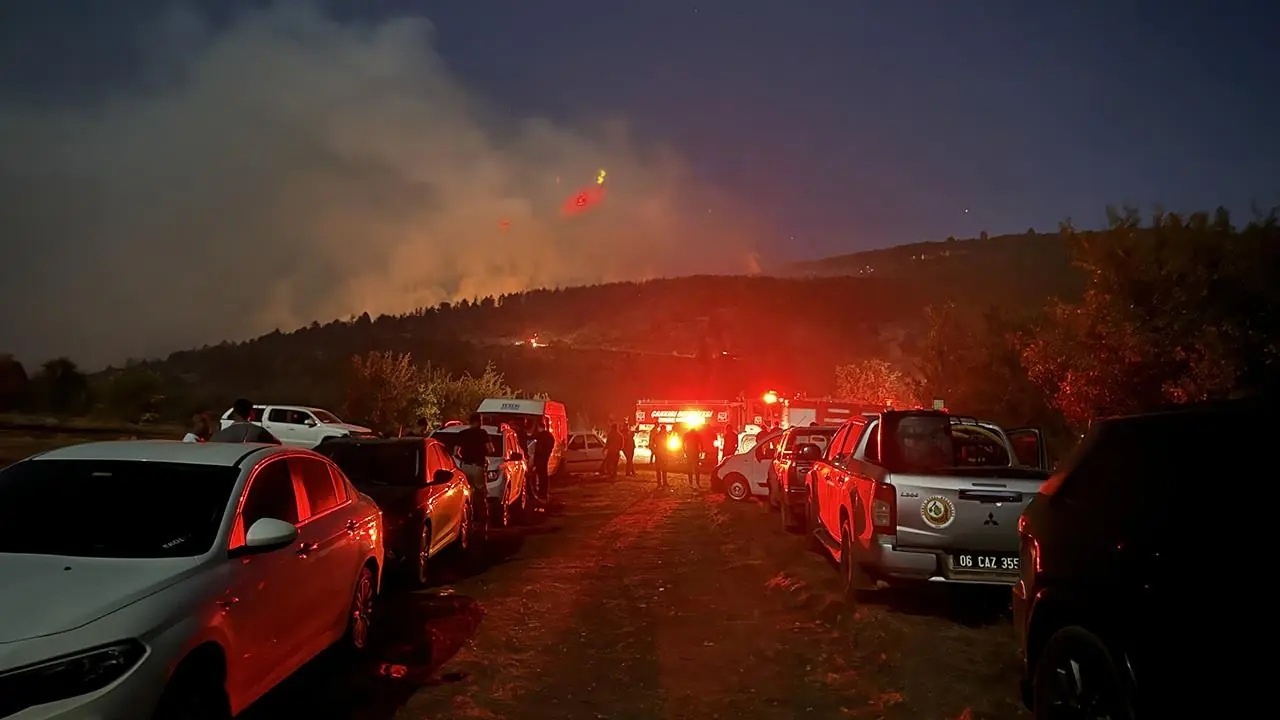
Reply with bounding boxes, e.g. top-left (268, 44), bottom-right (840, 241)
top-left (0, 1), bottom-right (759, 368)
